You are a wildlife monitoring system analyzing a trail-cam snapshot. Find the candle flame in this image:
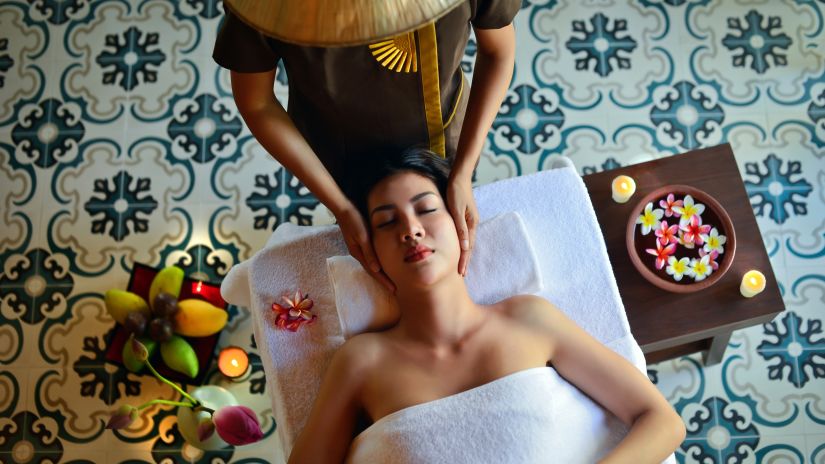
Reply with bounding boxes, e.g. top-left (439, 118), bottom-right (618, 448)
top-left (195, 281), bottom-right (202, 293)
top-left (620, 182), bottom-right (628, 190)
top-left (750, 277), bottom-right (757, 285)
top-left (231, 359), bottom-right (238, 367)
